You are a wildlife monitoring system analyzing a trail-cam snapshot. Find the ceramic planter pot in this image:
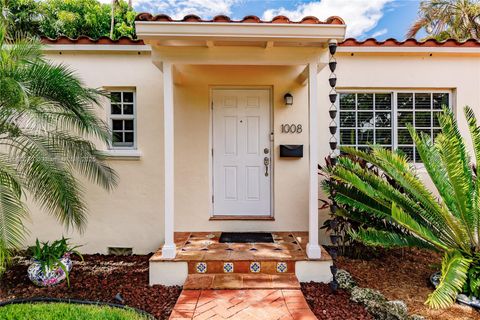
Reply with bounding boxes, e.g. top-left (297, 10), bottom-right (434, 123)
top-left (27, 253), bottom-right (73, 287)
